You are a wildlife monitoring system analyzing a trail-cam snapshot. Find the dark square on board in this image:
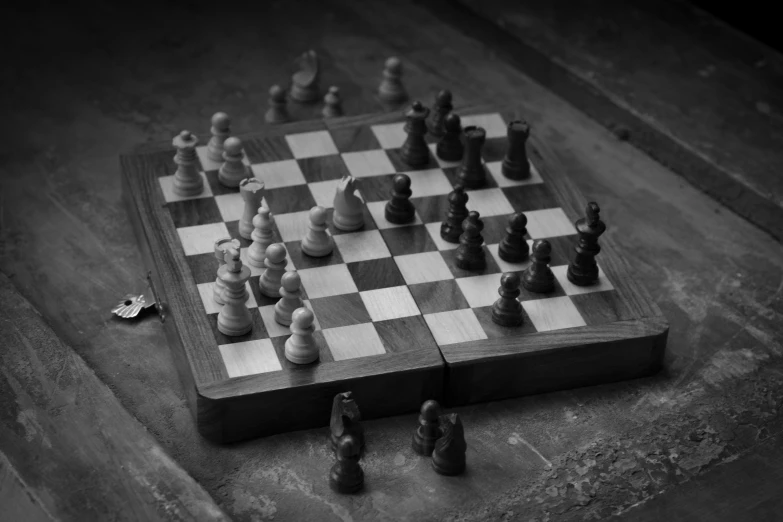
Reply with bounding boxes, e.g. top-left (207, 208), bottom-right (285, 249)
top-left (481, 137), bottom-right (507, 163)
top-left (308, 293), bottom-right (372, 329)
top-left (411, 194), bottom-right (450, 224)
top-left (205, 171), bottom-right (240, 196)
top-left (243, 135), bottom-right (295, 163)
top-left (207, 308), bottom-right (268, 346)
top-left (442, 166), bottom-right (499, 190)
top-left (374, 315), bottom-right (438, 354)
top-left (380, 225), bottom-right (438, 256)
top-left (330, 125), bottom-right (382, 153)
top-left (385, 148), bottom-right (439, 172)
top-left (285, 240), bottom-right (345, 270)
top-left (501, 183), bottom-right (559, 212)
top-left (347, 258), bottom-right (406, 291)
top-left (186, 253), bottom-right (220, 285)
top-left (440, 246), bottom-right (502, 278)
top-left (354, 174), bottom-right (397, 203)
top-left (481, 214), bottom-right (512, 245)
top-left (516, 274), bottom-right (567, 302)
top-left (166, 198), bottom-right (224, 228)
top-left (298, 154), bottom-right (350, 183)
top-left (472, 305), bottom-right (538, 338)
top-left (324, 207), bottom-right (378, 236)
top-left (408, 279), bottom-right (470, 315)
top-left (264, 184), bottom-right (317, 214)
